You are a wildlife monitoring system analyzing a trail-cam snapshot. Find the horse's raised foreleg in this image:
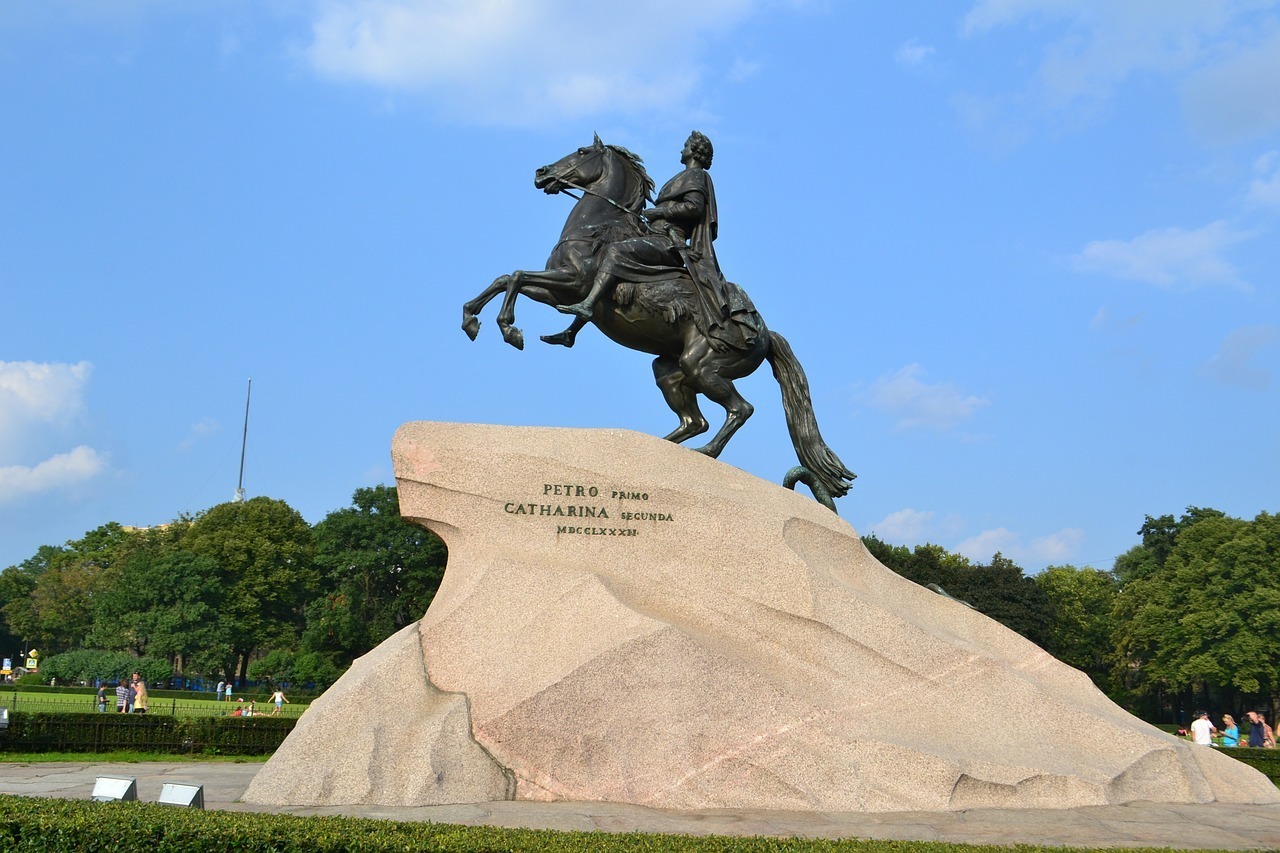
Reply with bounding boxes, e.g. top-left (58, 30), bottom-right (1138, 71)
top-left (653, 356), bottom-right (709, 444)
top-left (495, 268), bottom-right (579, 350)
top-left (462, 275), bottom-right (512, 341)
